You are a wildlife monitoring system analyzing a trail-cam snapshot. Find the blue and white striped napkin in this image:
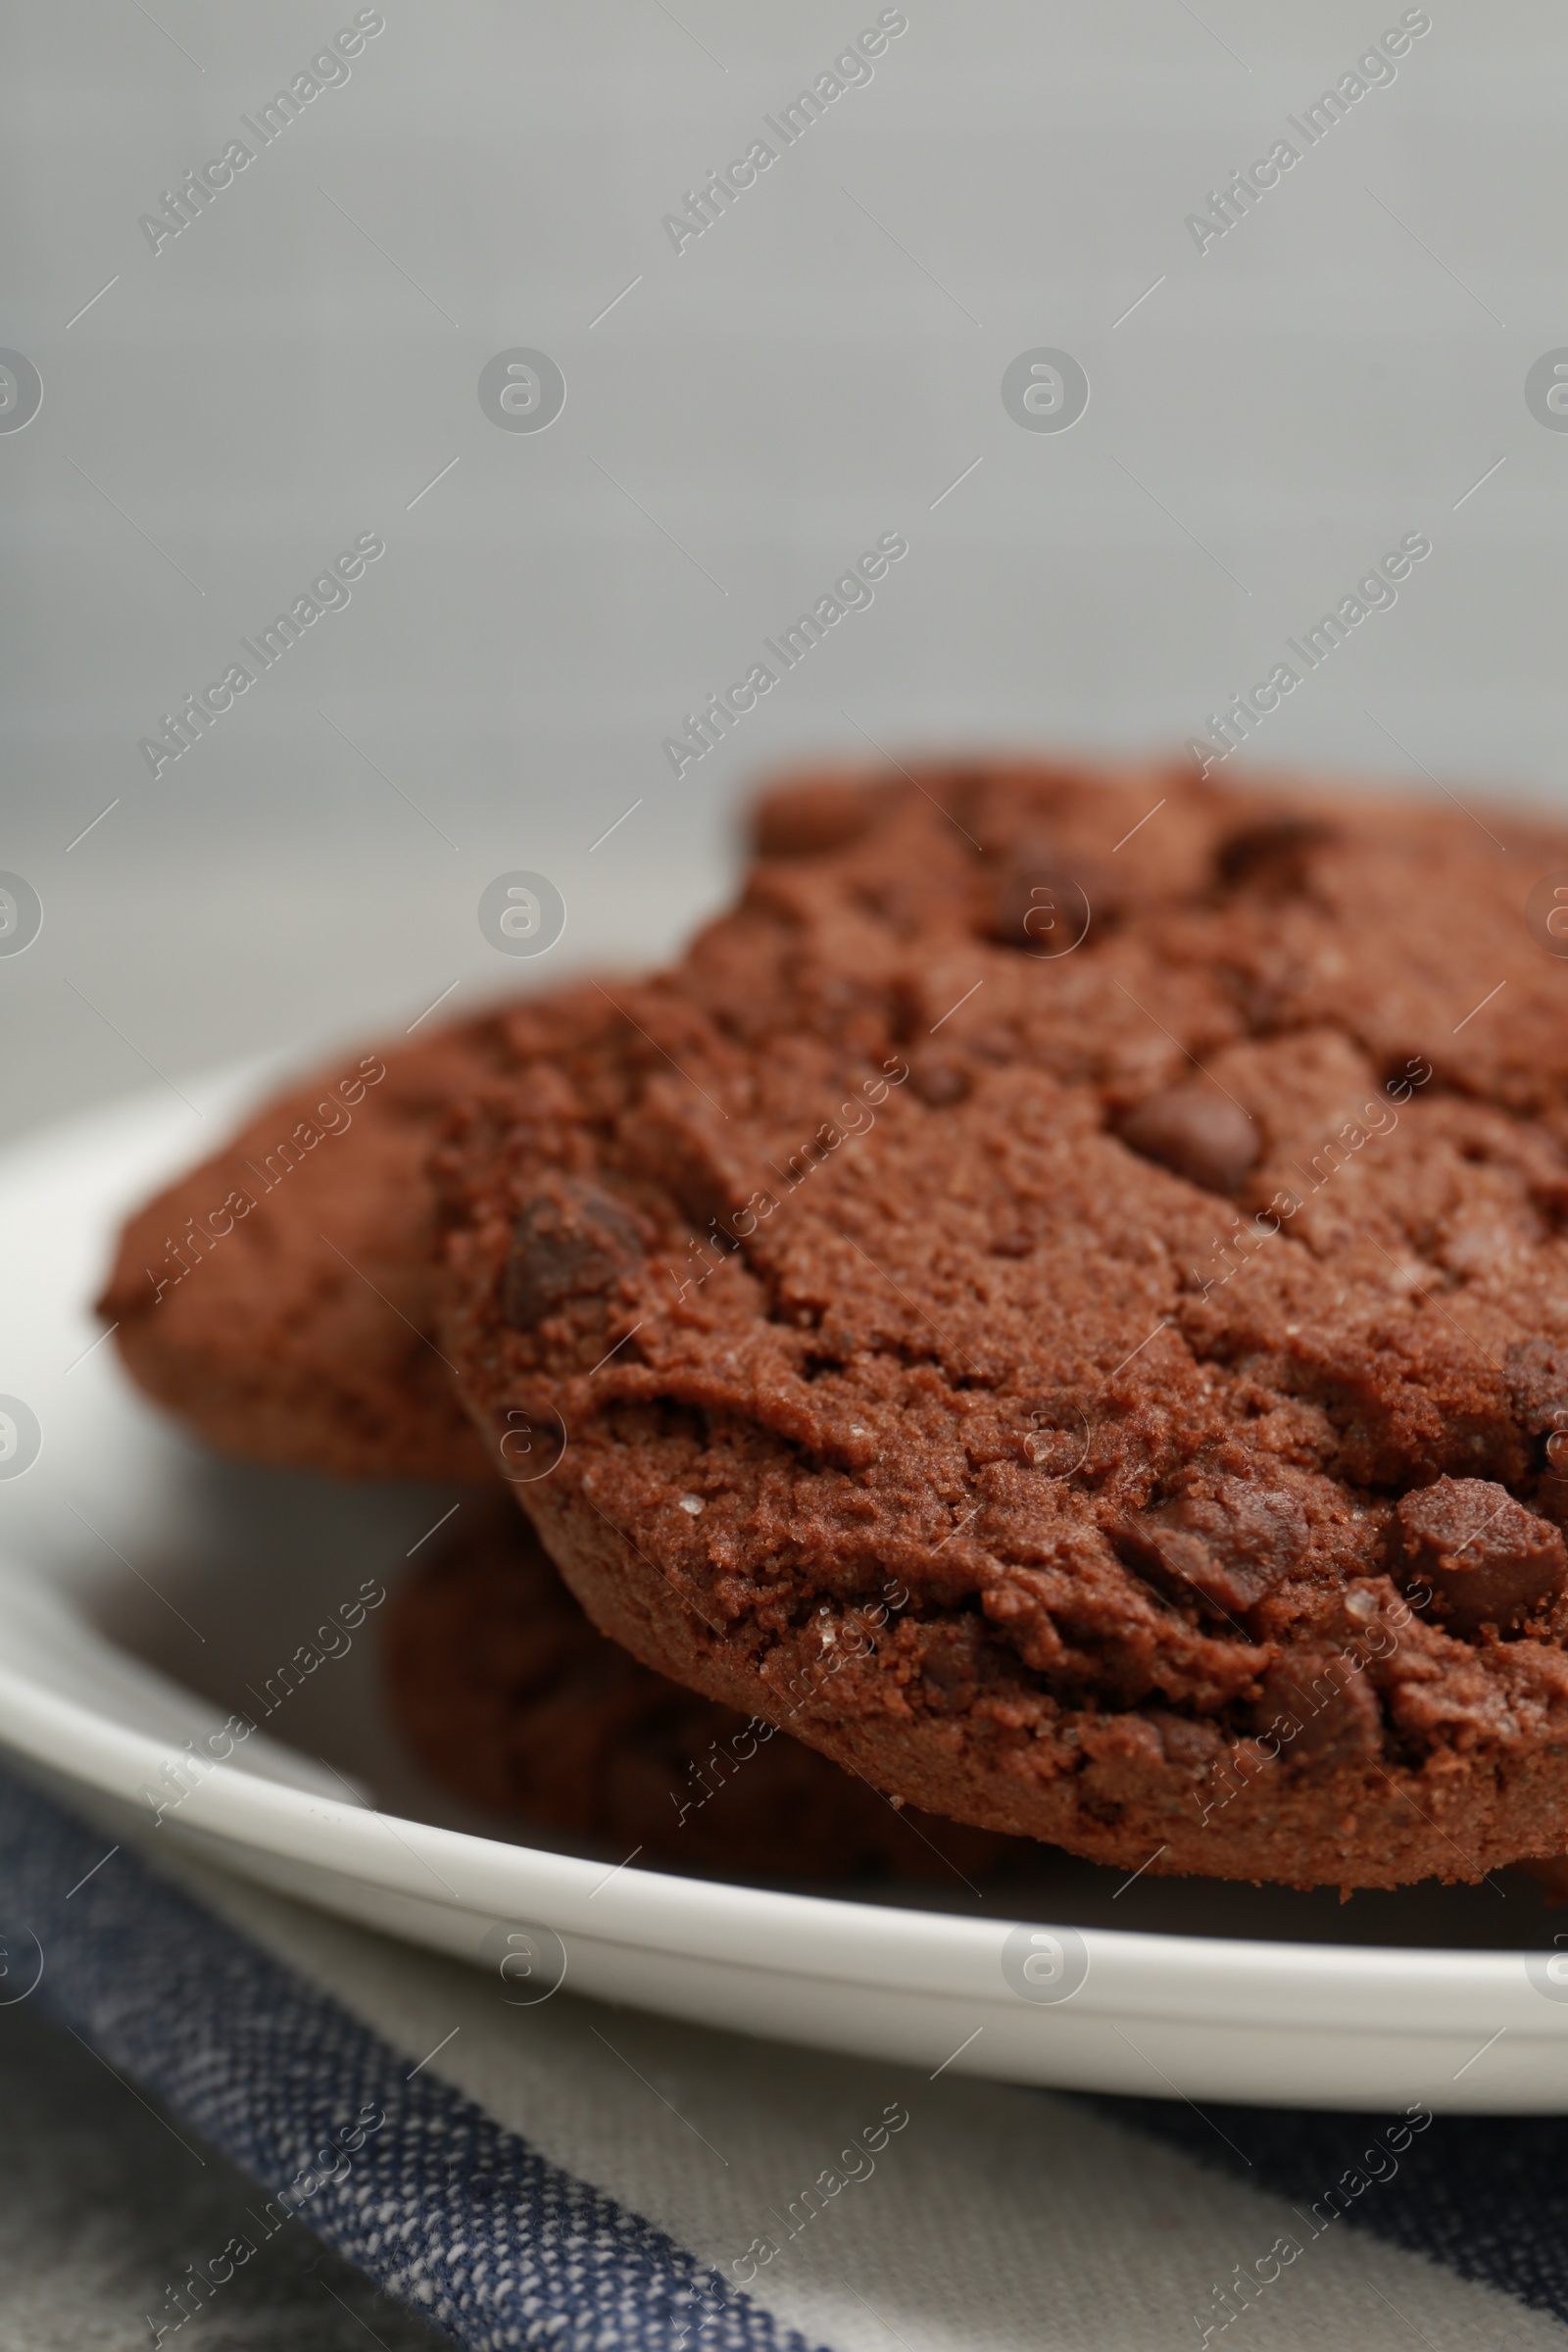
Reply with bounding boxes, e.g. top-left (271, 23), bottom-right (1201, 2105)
top-left (2, 1762), bottom-right (1565, 2352)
